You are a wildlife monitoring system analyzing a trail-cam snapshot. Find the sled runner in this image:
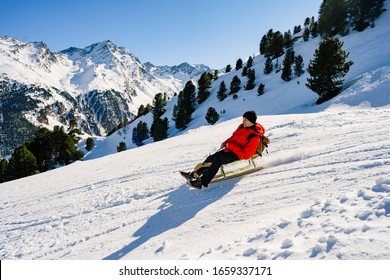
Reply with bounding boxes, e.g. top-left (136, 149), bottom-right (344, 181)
top-left (210, 160), bottom-right (263, 184)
